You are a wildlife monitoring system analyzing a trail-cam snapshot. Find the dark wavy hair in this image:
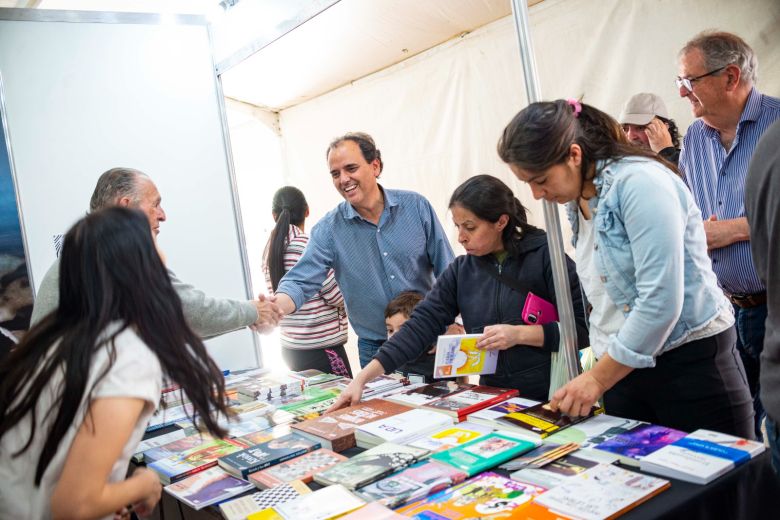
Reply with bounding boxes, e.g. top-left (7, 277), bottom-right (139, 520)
top-left (449, 175), bottom-right (539, 257)
top-left (656, 115), bottom-right (681, 151)
top-left (0, 207), bottom-right (229, 485)
top-left (497, 100), bottom-right (676, 179)
top-left (264, 186), bottom-right (308, 291)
